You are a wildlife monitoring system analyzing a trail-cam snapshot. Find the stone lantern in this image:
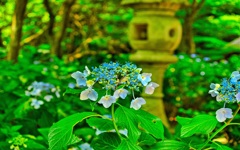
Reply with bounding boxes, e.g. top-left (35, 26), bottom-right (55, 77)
top-left (122, 0), bottom-right (188, 128)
